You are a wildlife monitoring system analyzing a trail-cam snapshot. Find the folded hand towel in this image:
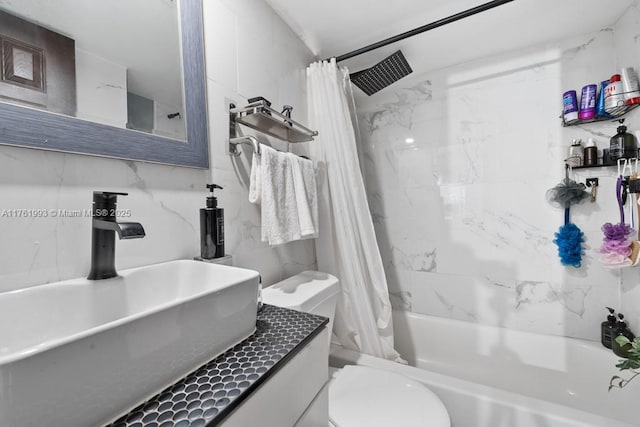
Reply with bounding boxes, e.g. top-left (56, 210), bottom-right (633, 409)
top-left (289, 153), bottom-right (318, 238)
top-left (260, 145), bottom-right (302, 245)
